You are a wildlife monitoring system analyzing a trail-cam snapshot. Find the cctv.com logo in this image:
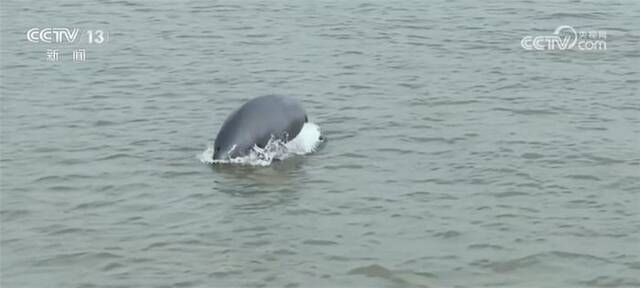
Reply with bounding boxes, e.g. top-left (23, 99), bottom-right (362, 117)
top-left (521, 25), bottom-right (607, 51)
